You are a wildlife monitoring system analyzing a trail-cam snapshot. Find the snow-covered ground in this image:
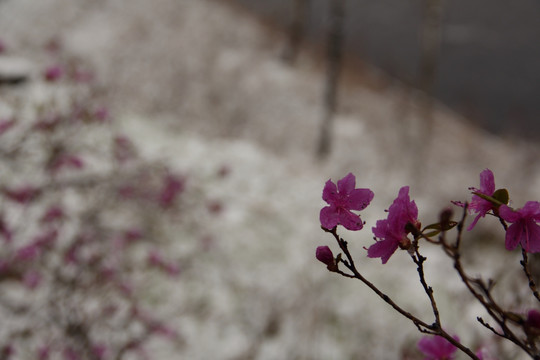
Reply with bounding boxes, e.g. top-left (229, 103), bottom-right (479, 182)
top-left (1, 0), bottom-right (540, 358)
